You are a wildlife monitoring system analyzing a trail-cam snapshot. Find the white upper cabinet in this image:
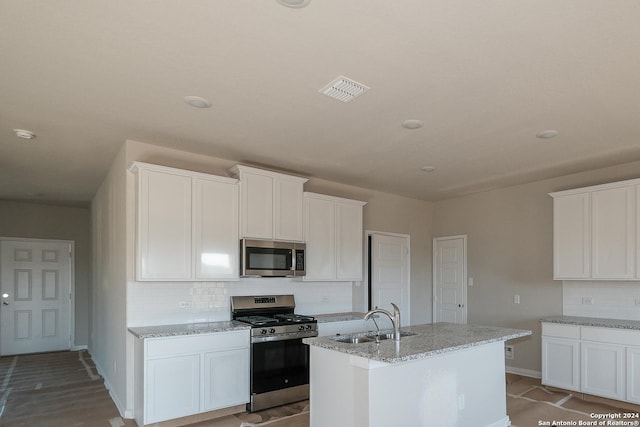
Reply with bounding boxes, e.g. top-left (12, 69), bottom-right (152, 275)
top-left (553, 192), bottom-right (590, 279)
top-left (229, 165), bottom-right (308, 242)
top-left (550, 178), bottom-right (638, 280)
top-left (193, 176), bottom-right (240, 280)
top-left (591, 186), bottom-right (635, 279)
top-left (130, 162), bottom-right (239, 281)
top-left (304, 192), bottom-right (366, 281)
